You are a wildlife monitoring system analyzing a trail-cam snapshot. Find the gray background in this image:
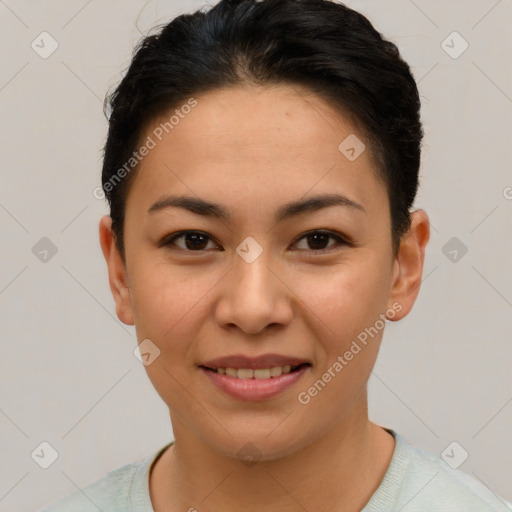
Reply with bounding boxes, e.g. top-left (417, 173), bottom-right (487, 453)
top-left (0, 0), bottom-right (511, 510)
